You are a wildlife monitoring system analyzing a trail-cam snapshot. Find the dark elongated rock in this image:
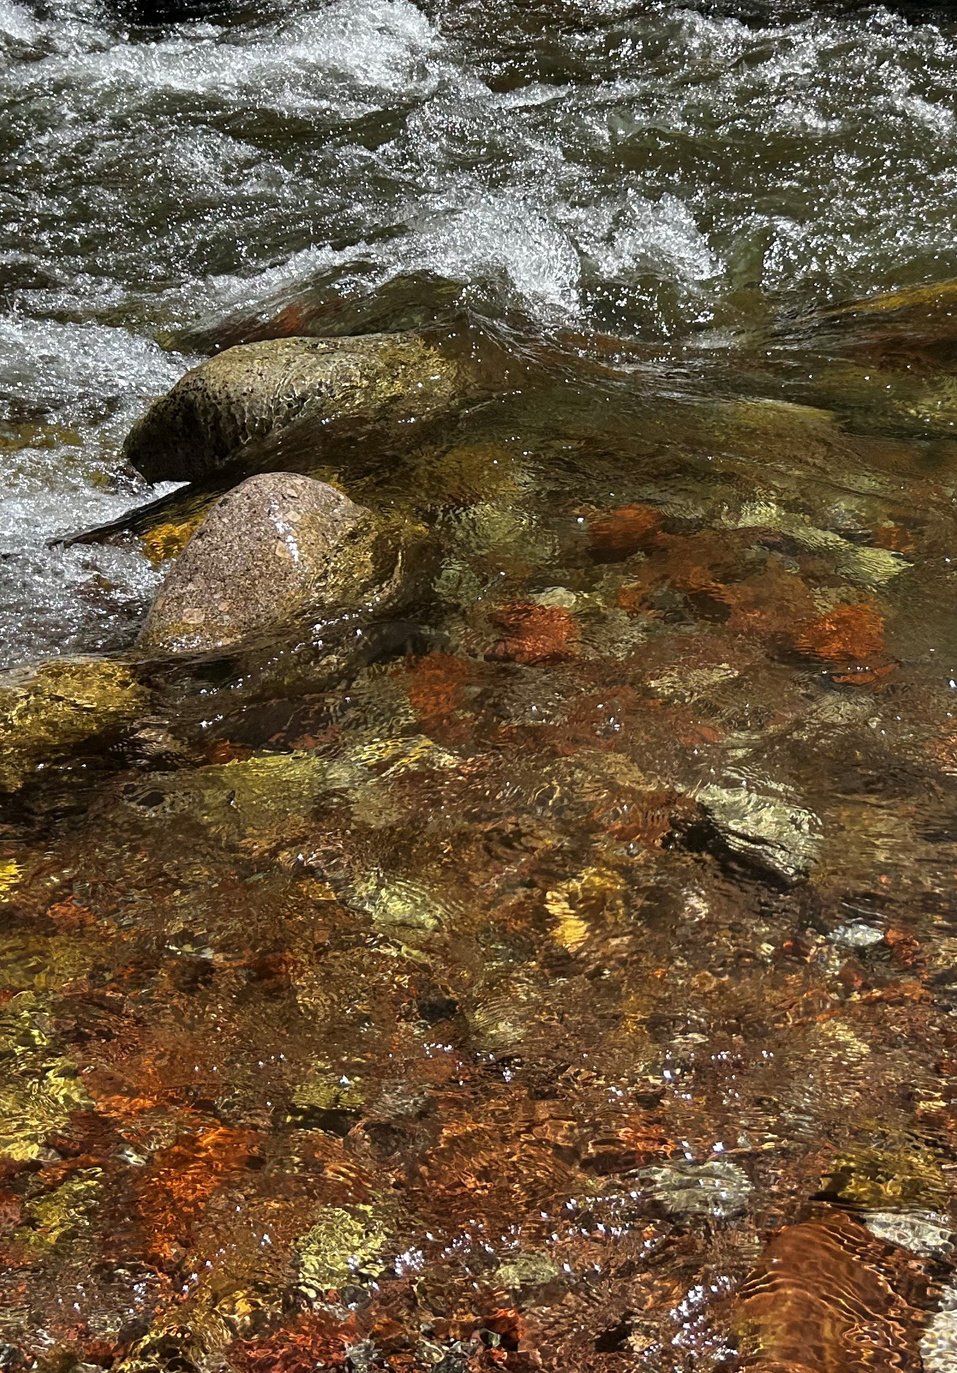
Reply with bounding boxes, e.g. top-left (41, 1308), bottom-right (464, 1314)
top-left (137, 472), bottom-right (412, 657)
top-left (124, 333), bottom-right (462, 485)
